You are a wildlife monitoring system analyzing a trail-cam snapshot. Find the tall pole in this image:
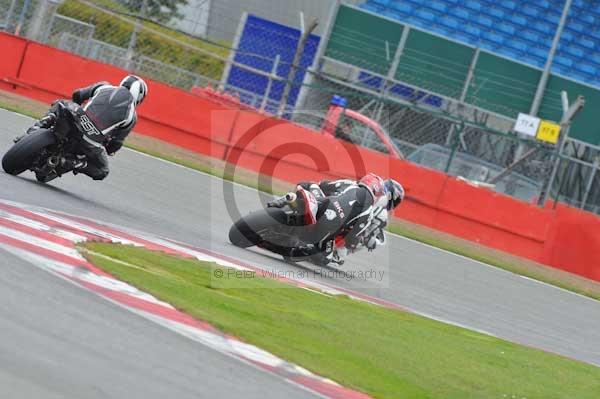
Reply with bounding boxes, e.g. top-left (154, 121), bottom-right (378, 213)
top-left (126, 0), bottom-right (148, 71)
top-left (375, 25), bottom-right (409, 122)
top-left (537, 92), bottom-right (585, 206)
top-left (15, 0), bottom-right (31, 36)
top-left (261, 55), bottom-right (280, 112)
top-left (220, 12), bottom-right (247, 90)
top-left (581, 157), bottom-right (599, 210)
top-left (5, 0), bottom-right (18, 32)
top-left (295, 0), bottom-right (340, 111)
top-left (277, 17), bottom-right (318, 117)
top-left (530, 0), bottom-right (572, 116)
top-left (460, 48), bottom-right (480, 103)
